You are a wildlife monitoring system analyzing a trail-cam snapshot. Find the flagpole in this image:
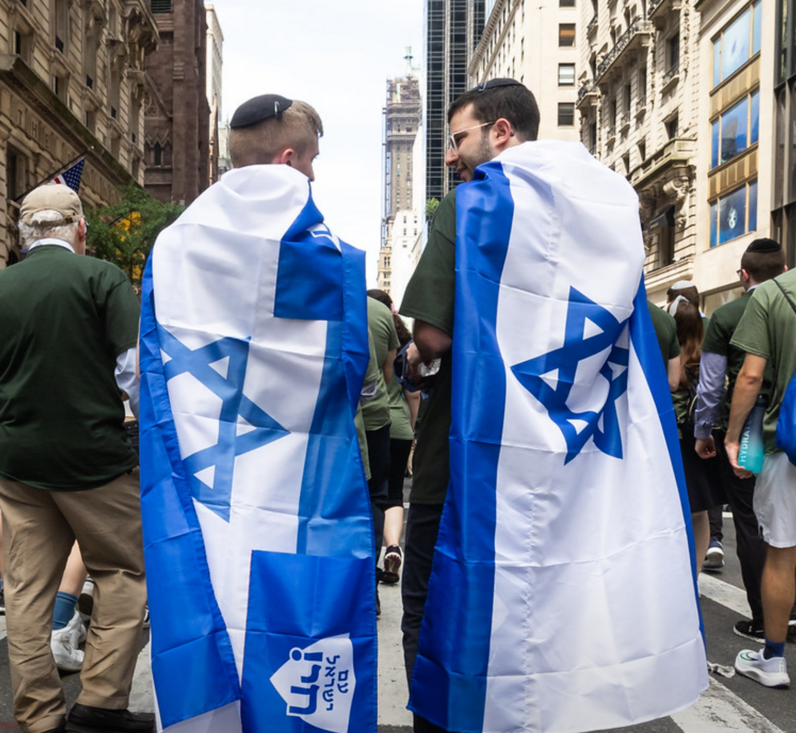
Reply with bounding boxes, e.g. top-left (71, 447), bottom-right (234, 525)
top-left (14, 151), bottom-right (89, 202)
